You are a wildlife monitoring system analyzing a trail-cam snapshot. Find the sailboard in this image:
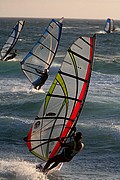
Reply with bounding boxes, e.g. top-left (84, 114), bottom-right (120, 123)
top-left (21, 18), bottom-right (64, 90)
top-left (36, 162), bottom-right (63, 174)
top-left (24, 34), bottom-right (96, 172)
top-left (104, 18), bottom-right (115, 33)
top-left (0, 20), bottom-right (25, 61)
